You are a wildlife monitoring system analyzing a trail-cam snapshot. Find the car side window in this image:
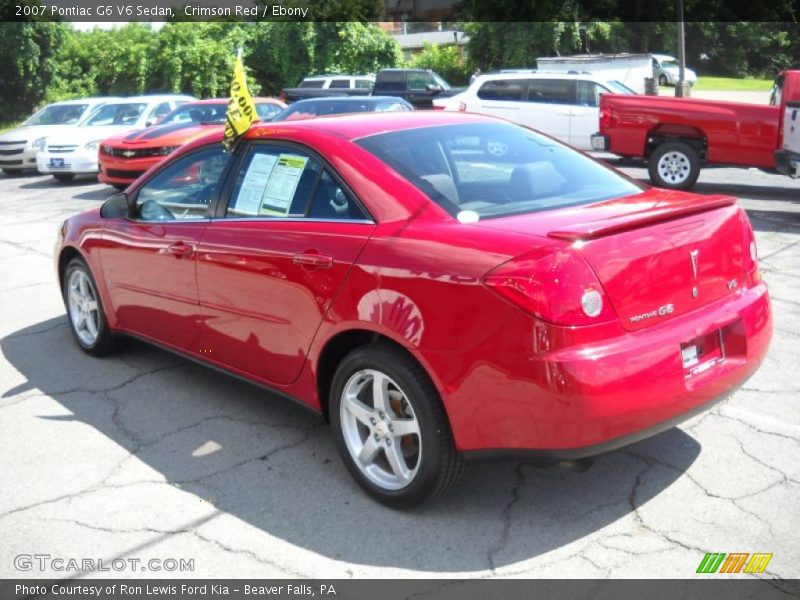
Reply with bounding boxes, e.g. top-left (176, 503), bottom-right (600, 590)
top-left (477, 79), bottom-right (526, 101)
top-left (226, 146), bottom-right (367, 221)
top-left (408, 72), bottom-right (435, 91)
top-left (526, 79), bottom-right (573, 105)
top-left (226, 147), bottom-right (321, 218)
top-left (330, 79), bottom-right (351, 89)
top-left (355, 79), bottom-right (374, 89)
top-left (307, 170), bottom-right (367, 220)
top-left (135, 146), bottom-right (229, 222)
top-left (575, 81), bottom-right (603, 107)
